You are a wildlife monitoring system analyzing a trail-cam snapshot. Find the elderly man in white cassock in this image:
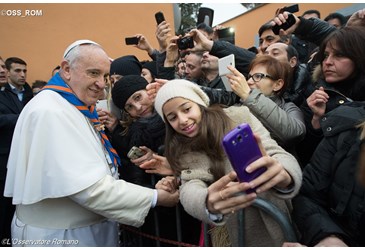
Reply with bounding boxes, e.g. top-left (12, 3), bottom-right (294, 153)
top-left (4, 40), bottom-right (178, 247)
